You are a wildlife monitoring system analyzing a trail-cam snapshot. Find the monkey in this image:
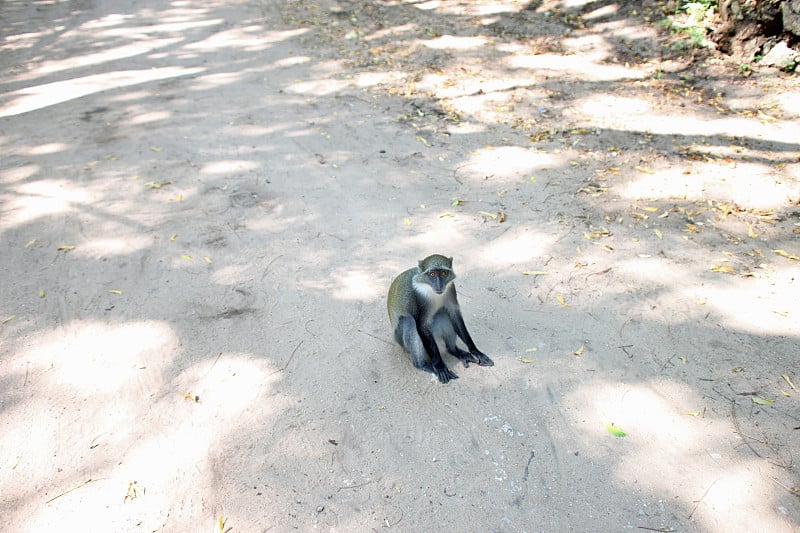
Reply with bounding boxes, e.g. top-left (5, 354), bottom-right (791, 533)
top-left (387, 254), bottom-right (494, 384)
